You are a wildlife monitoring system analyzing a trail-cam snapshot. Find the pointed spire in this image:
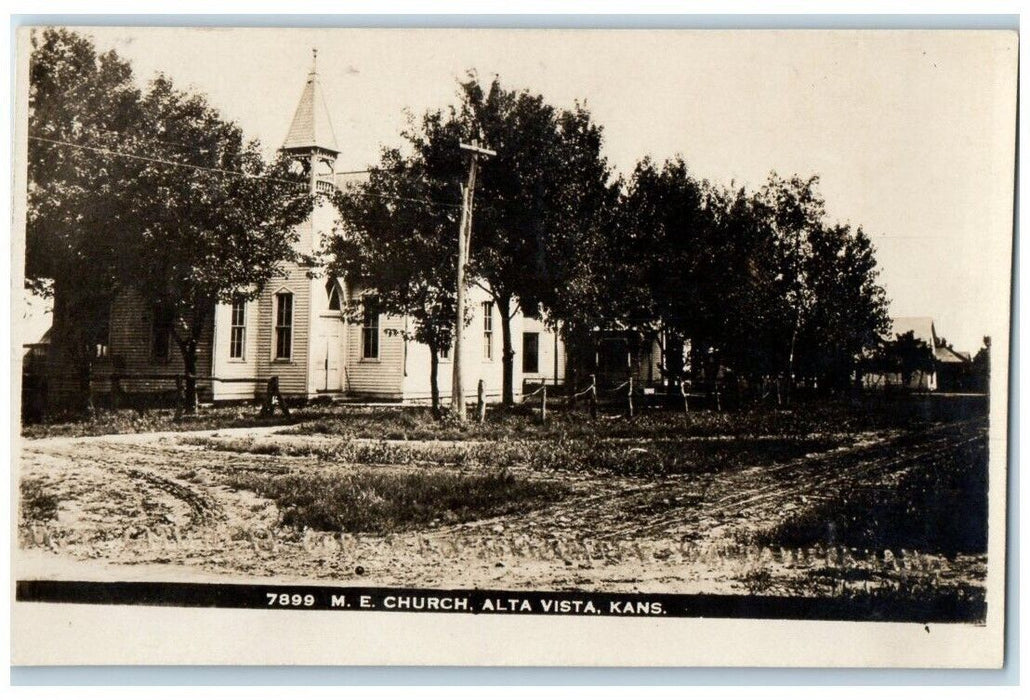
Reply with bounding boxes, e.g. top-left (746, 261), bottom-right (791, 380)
top-left (282, 48), bottom-right (339, 154)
